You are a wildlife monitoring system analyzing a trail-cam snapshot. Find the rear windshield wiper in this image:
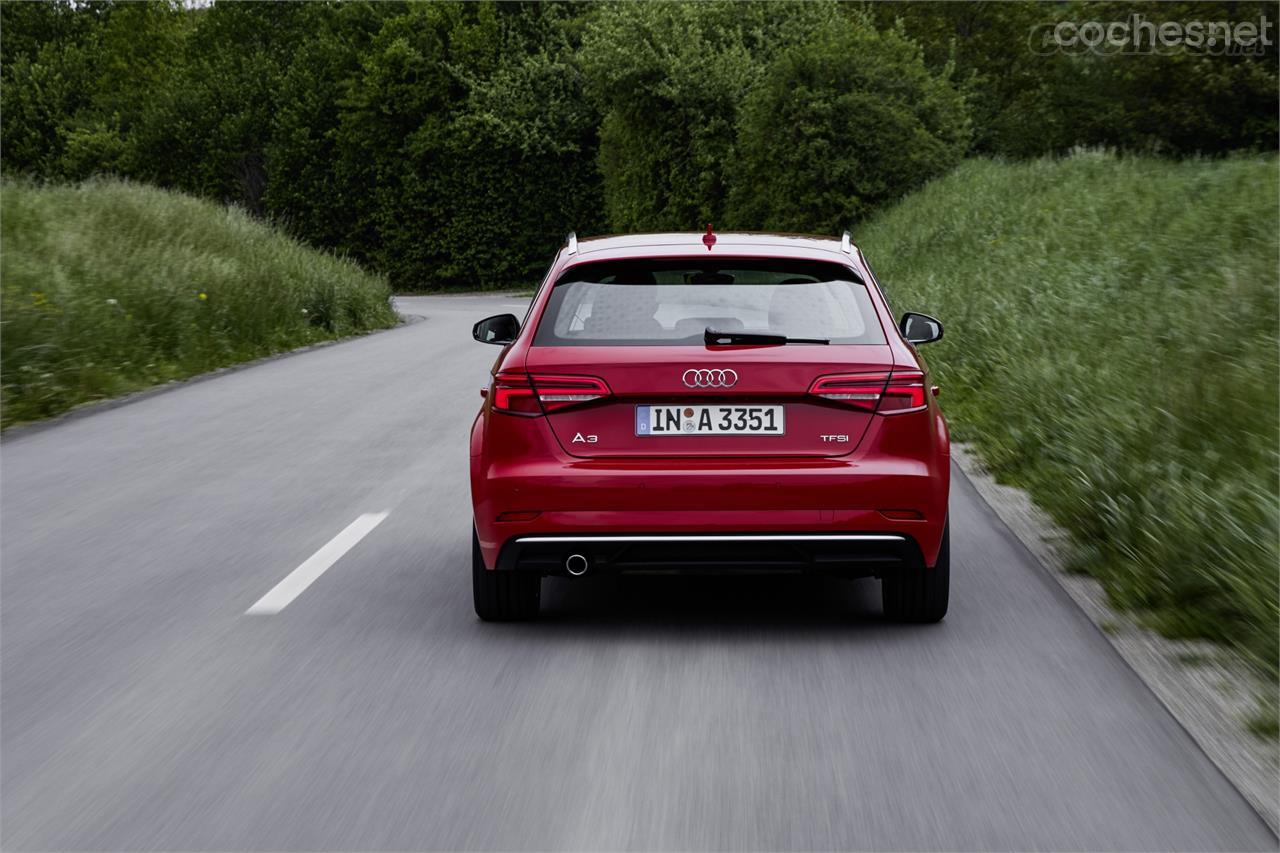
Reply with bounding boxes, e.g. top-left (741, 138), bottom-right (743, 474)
top-left (705, 328), bottom-right (829, 346)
